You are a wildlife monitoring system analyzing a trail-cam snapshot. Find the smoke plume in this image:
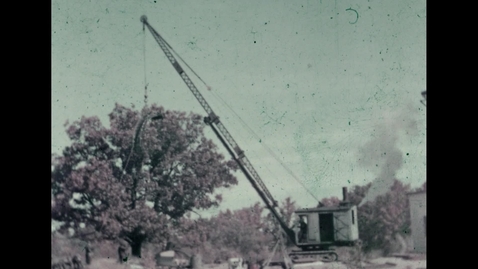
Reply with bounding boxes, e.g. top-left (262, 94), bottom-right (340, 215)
top-left (358, 103), bottom-right (419, 206)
